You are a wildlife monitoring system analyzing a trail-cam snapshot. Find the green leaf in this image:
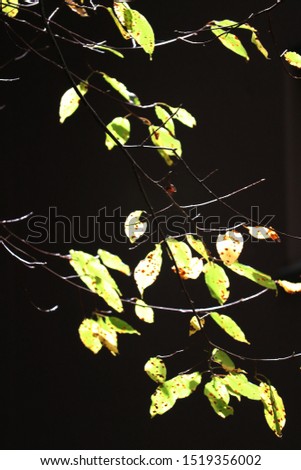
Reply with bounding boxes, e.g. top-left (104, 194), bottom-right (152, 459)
top-left (78, 318), bottom-right (103, 354)
top-left (166, 238), bottom-right (203, 280)
top-left (106, 316), bottom-right (140, 335)
top-left (203, 262), bottom-right (230, 305)
top-left (113, 2), bottom-right (155, 58)
top-left (134, 244), bottom-right (162, 297)
top-left (283, 50), bottom-right (301, 69)
top-left (124, 210), bottom-right (147, 243)
top-left (59, 81), bottom-right (88, 124)
top-left (93, 45), bottom-right (124, 59)
top-left (216, 230), bottom-right (244, 266)
top-left (155, 106), bottom-right (175, 135)
top-left (107, 6), bottom-right (131, 40)
top-left (189, 315), bottom-right (205, 336)
top-left (149, 126), bottom-right (182, 166)
top-left (135, 299), bottom-right (154, 323)
top-left (186, 234), bottom-right (209, 262)
top-left (1, 0), bottom-right (18, 17)
top-left (102, 73), bottom-right (140, 104)
top-left (229, 20), bottom-right (269, 59)
top-left (210, 312), bottom-right (250, 344)
top-left (144, 357), bottom-right (167, 384)
top-left (69, 250), bottom-right (123, 312)
top-left (210, 20), bottom-right (249, 61)
top-left (223, 373), bottom-right (261, 400)
top-left (105, 117), bottom-right (130, 150)
top-left (150, 372), bottom-right (202, 417)
top-left (204, 377), bottom-right (234, 418)
top-left (226, 261), bottom-right (277, 290)
top-left (167, 106), bottom-right (197, 128)
top-left (260, 382), bottom-right (286, 437)
top-left (98, 249), bottom-right (131, 276)
top-left (211, 348), bottom-right (235, 372)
